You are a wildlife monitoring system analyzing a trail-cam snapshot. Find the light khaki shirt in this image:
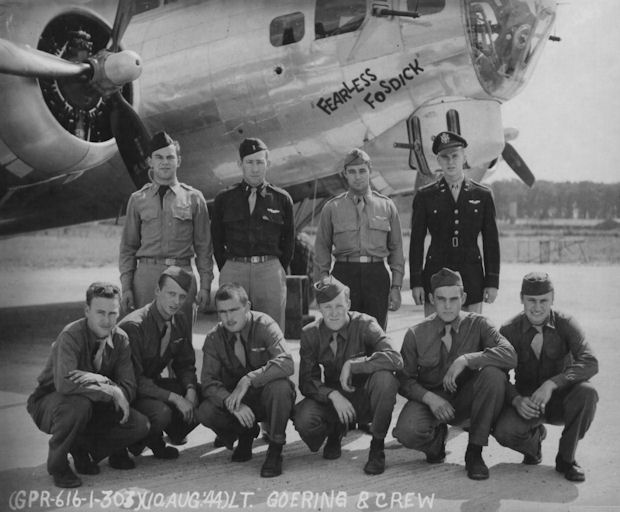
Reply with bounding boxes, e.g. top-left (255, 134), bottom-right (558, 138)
top-left (119, 182), bottom-right (214, 291)
top-left (314, 190), bottom-right (405, 286)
